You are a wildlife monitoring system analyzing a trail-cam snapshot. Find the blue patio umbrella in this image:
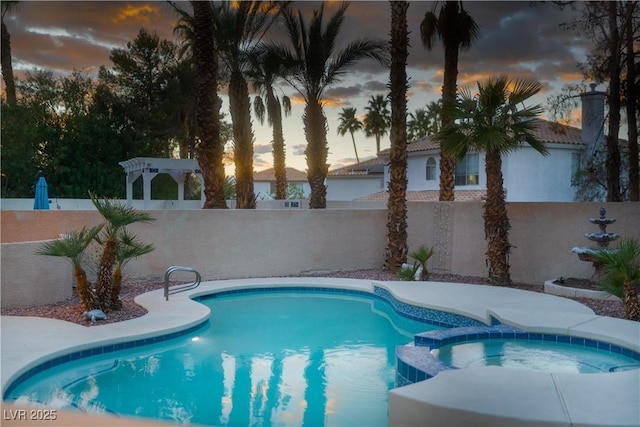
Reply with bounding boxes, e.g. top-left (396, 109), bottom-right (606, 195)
top-left (33, 176), bottom-right (50, 210)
